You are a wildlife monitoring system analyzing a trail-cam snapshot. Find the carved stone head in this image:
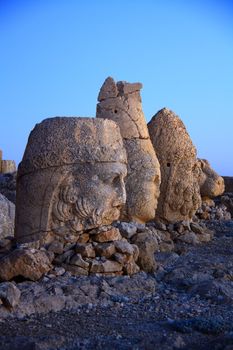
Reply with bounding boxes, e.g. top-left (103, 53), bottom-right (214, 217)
top-left (15, 117), bottom-right (127, 244)
top-left (148, 108), bottom-right (201, 223)
top-left (96, 77), bottom-right (161, 223)
top-left (197, 158), bottom-right (225, 199)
